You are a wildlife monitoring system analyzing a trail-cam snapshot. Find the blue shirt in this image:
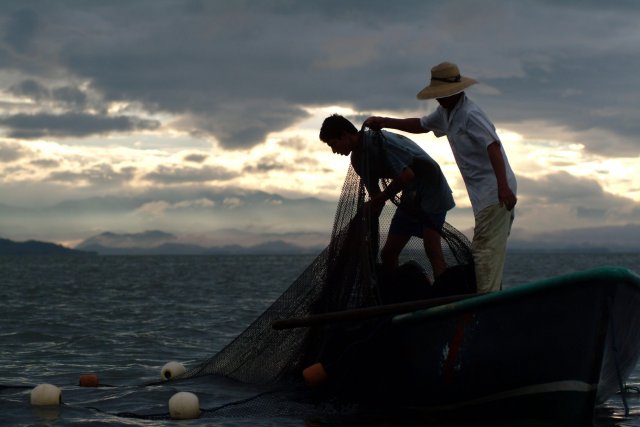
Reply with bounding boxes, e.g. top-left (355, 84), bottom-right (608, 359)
top-left (351, 130), bottom-right (455, 215)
